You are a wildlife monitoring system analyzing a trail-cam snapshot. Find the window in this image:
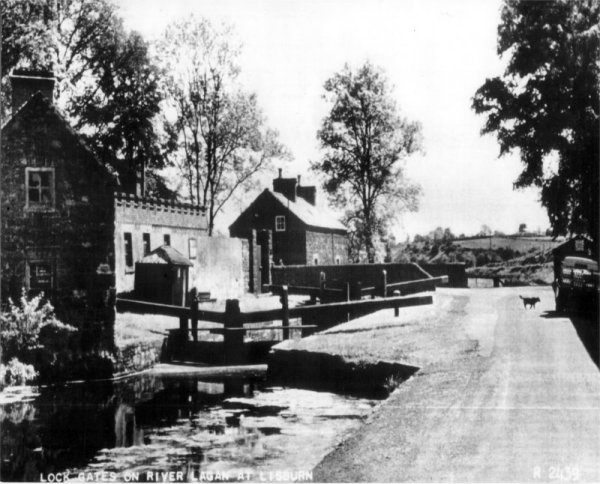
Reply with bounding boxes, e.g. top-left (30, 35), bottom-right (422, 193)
top-left (124, 232), bottom-right (133, 268)
top-left (313, 253), bottom-right (319, 265)
top-left (335, 255), bottom-right (341, 265)
top-left (26, 167), bottom-right (54, 209)
top-left (163, 234), bottom-right (171, 246)
top-left (29, 262), bottom-right (53, 291)
top-left (189, 238), bottom-right (197, 260)
top-left (142, 233), bottom-right (151, 256)
top-left (275, 215), bottom-right (286, 232)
